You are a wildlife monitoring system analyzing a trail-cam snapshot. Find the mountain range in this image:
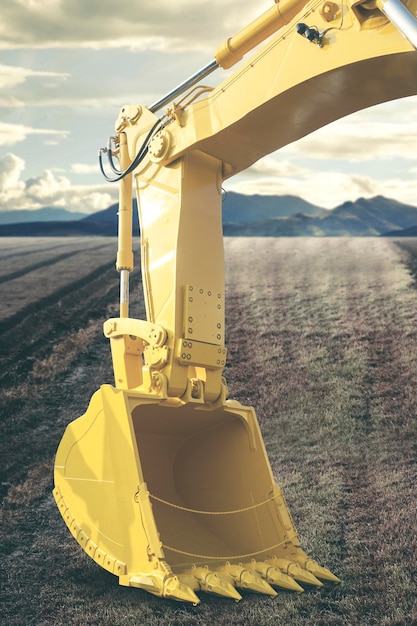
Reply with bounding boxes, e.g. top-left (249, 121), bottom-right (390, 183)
top-left (223, 195), bottom-right (417, 236)
top-left (0, 193), bottom-right (417, 237)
